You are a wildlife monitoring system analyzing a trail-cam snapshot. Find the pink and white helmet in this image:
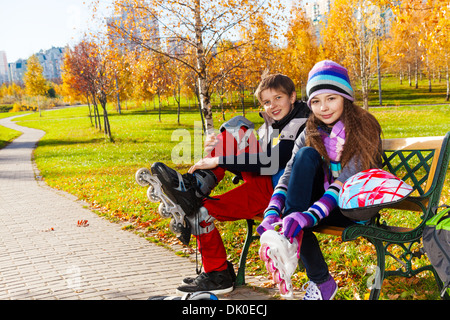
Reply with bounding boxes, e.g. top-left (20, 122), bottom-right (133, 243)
top-left (339, 168), bottom-right (413, 221)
